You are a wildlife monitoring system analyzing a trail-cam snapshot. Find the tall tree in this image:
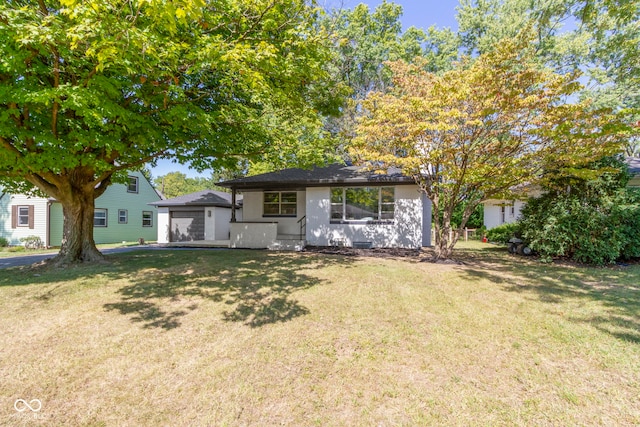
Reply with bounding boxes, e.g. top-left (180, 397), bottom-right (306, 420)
top-left (457, 0), bottom-right (640, 154)
top-left (154, 172), bottom-right (212, 199)
top-left (353, 36), bottom-right (632, 260)
top-left (321, 2), bottom-right (457, 146)
top-left (0, 0), bottom-right (342, 264)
